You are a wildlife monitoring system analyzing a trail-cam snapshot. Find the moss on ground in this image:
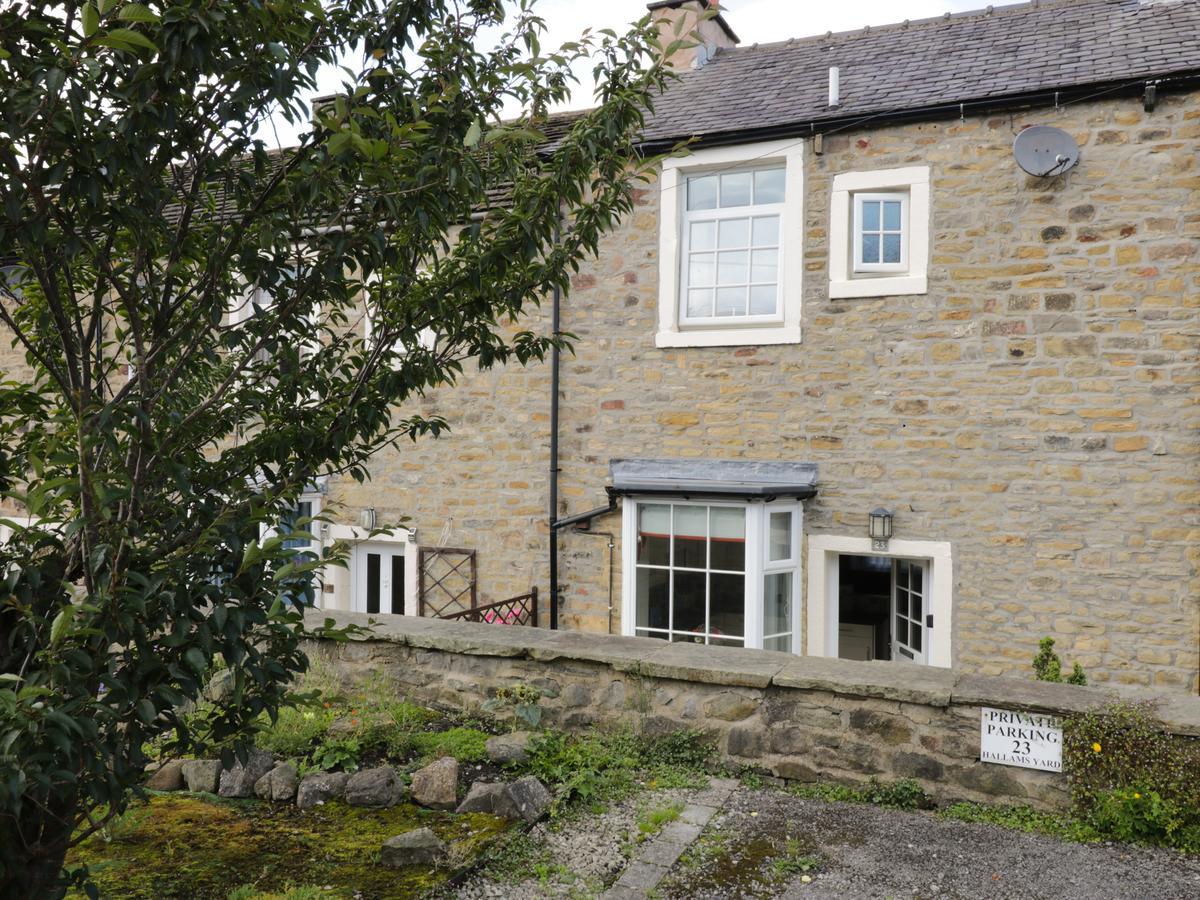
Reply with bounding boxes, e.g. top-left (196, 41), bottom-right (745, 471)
top-left (68, 794), bottom-right (511, 899)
